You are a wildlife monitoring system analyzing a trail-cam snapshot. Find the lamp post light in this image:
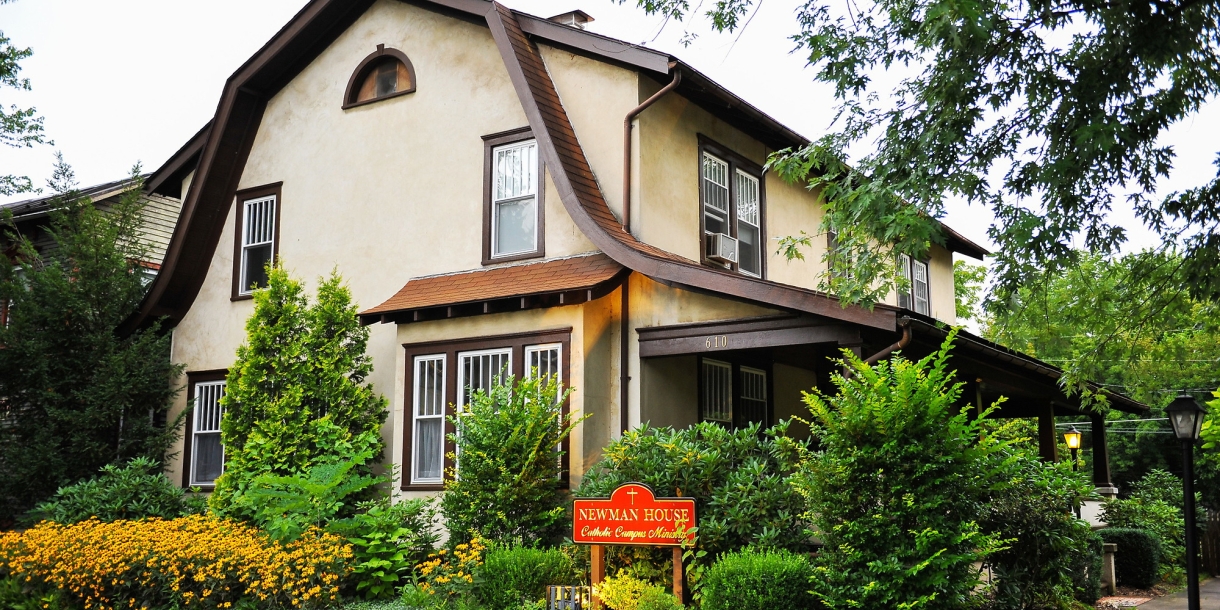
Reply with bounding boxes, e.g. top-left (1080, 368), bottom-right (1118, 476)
top-left (1165, 394), bottom-right (1208, 610)
top-left (1064, 425), bottom-right (1082, 518)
